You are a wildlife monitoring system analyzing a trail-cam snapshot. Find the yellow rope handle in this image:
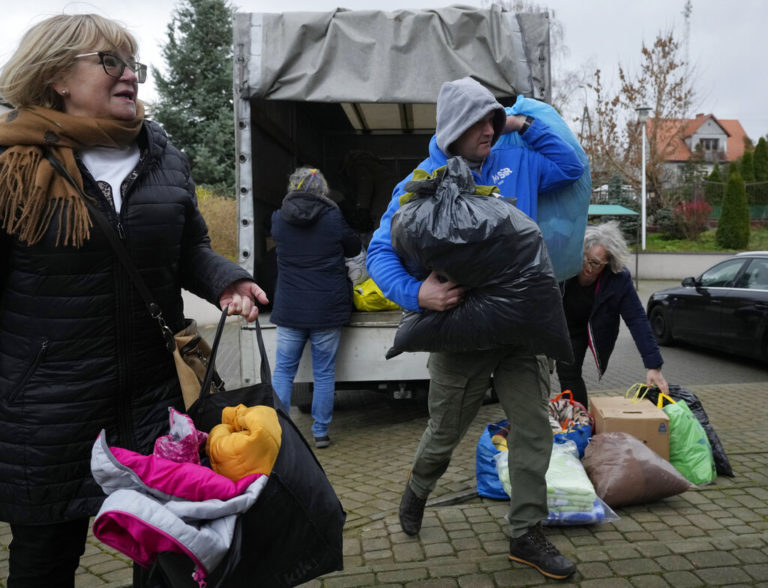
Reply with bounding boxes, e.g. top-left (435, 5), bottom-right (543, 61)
top-left (625, 382), bottom-right (651, 402)
top-left (655, 392), bottom-right (676, 409)
top-left (625, 383), bottom-right (675, 408)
